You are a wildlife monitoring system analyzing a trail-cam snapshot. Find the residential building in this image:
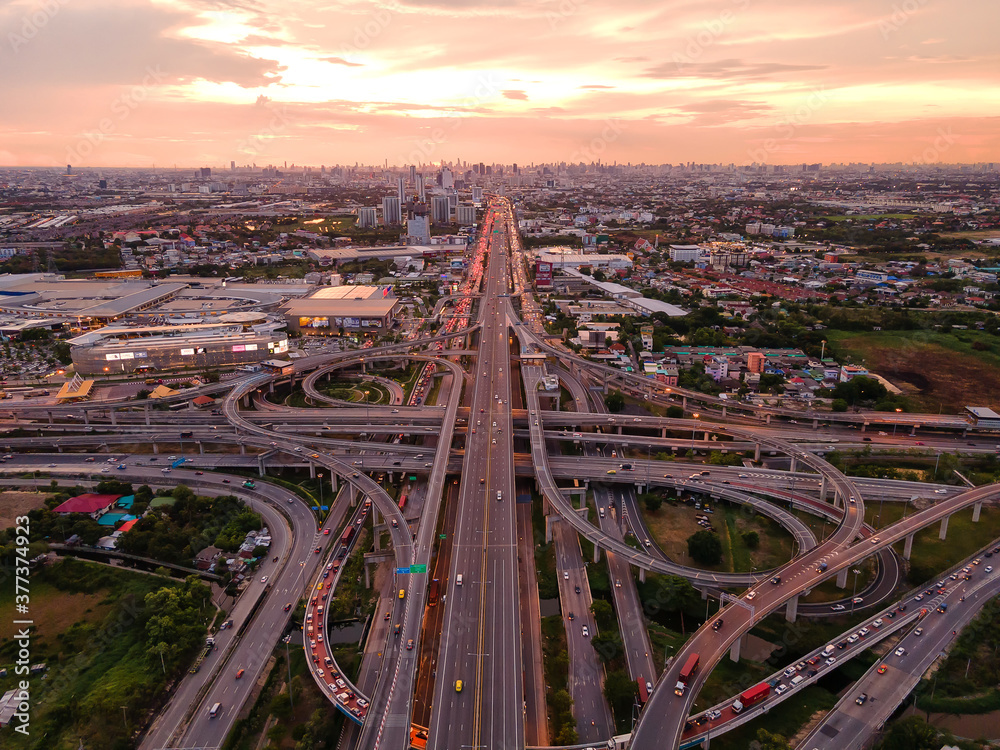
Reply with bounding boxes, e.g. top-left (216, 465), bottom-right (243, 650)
top-left (357, 207), bottom-right (378, 228)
